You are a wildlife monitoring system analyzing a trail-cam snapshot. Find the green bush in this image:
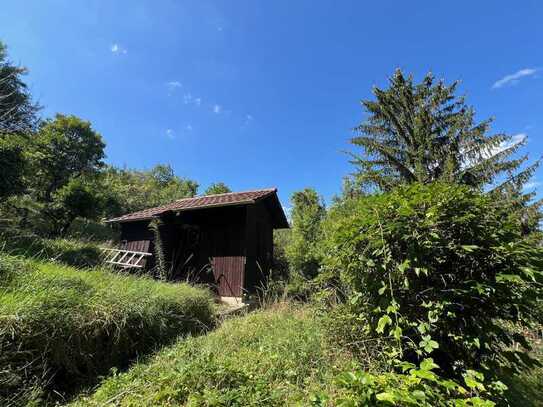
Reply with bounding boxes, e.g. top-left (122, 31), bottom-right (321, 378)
top-left (0, 255), bottom-right (215, 405)
top-left (71, 304), bottom-right (355, 406)
top-left (320, 183), bottom-right (543, 378)
top-left (319, 359), bottom-right (499, 406)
